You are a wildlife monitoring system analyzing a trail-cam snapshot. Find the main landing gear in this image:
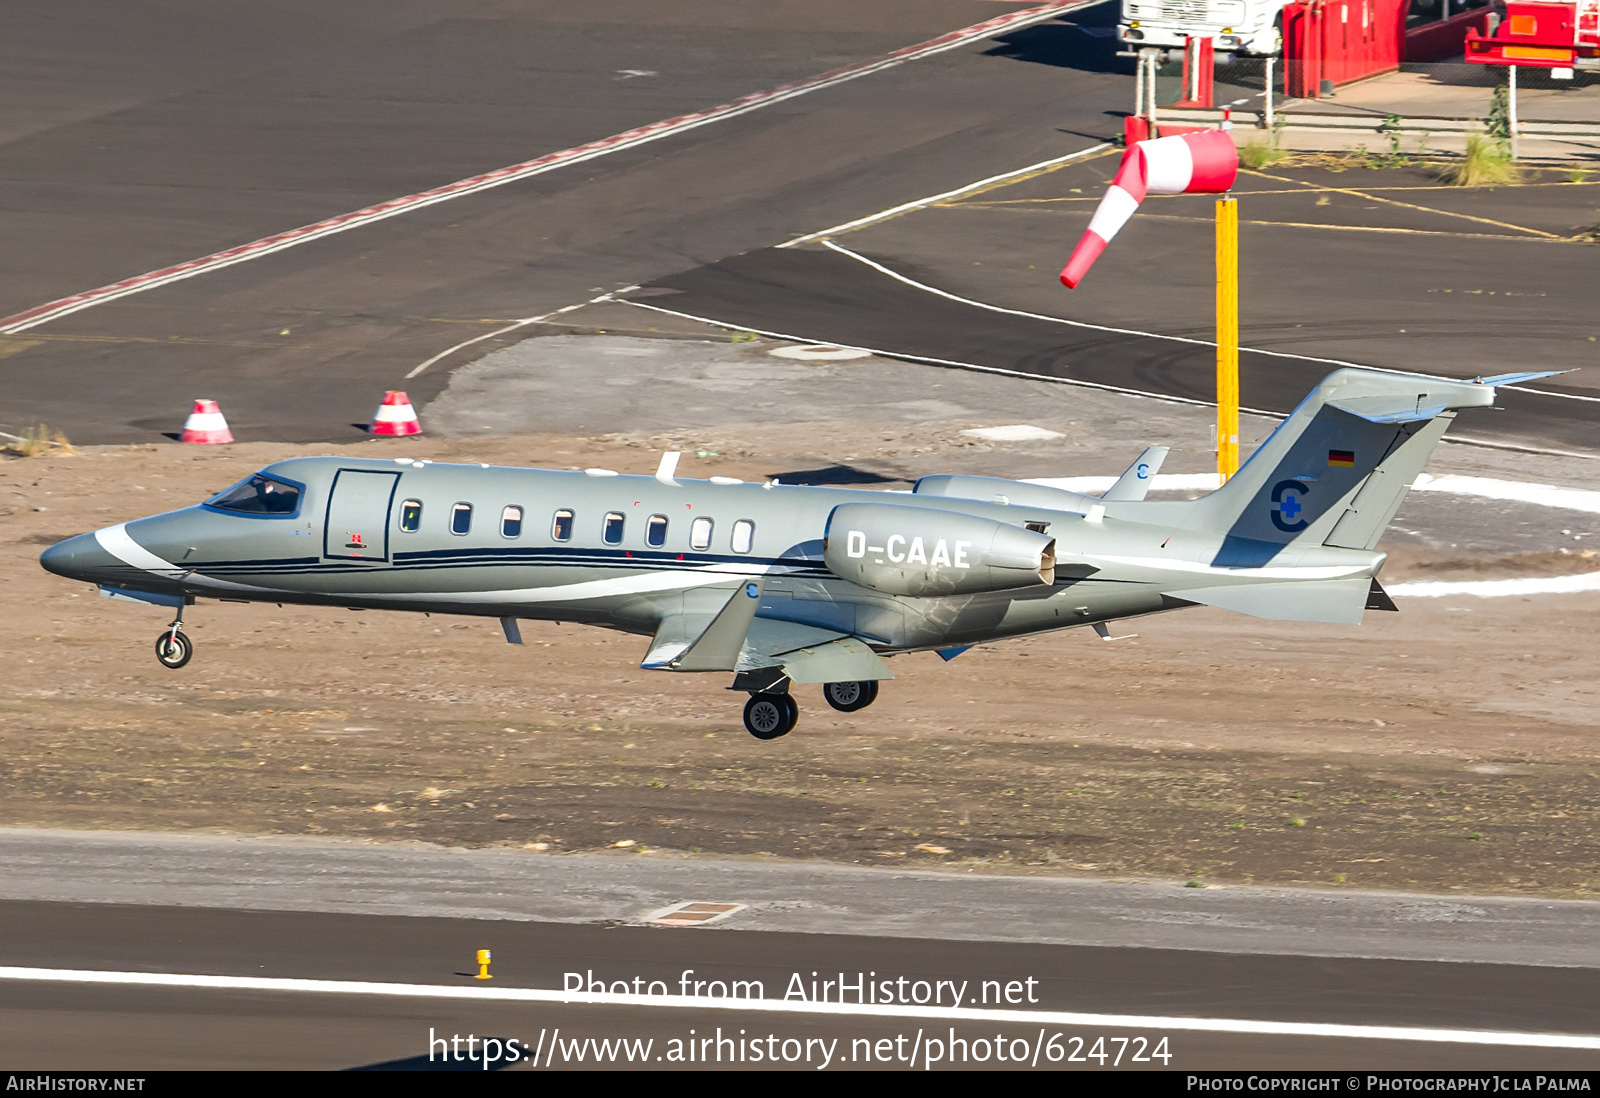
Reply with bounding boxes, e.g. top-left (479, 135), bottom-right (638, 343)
top-left (154, 609), bottom-right (192, 669)
top-left (743, 693), bottom-right (798, 740)
top-left (823, 679), bottom-right (878, 713)
top-left (740, 680), bottom-right (882, 740)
